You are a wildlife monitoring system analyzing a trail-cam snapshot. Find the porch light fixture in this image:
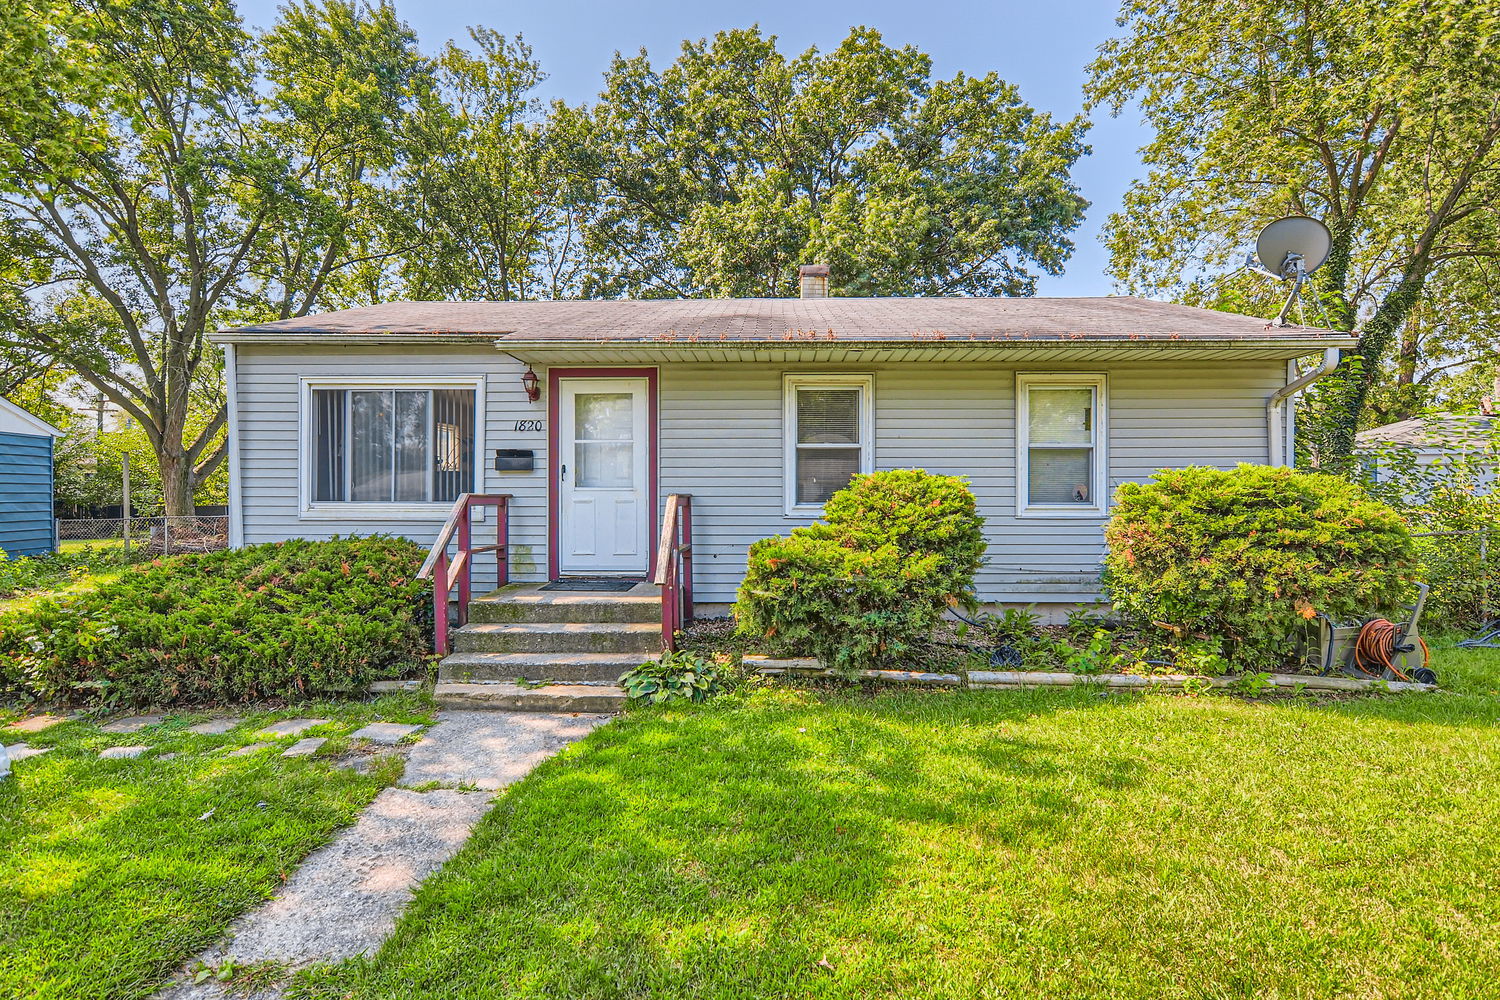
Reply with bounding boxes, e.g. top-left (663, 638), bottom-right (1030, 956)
top-left (521, 365), bottom-right (540, 402)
